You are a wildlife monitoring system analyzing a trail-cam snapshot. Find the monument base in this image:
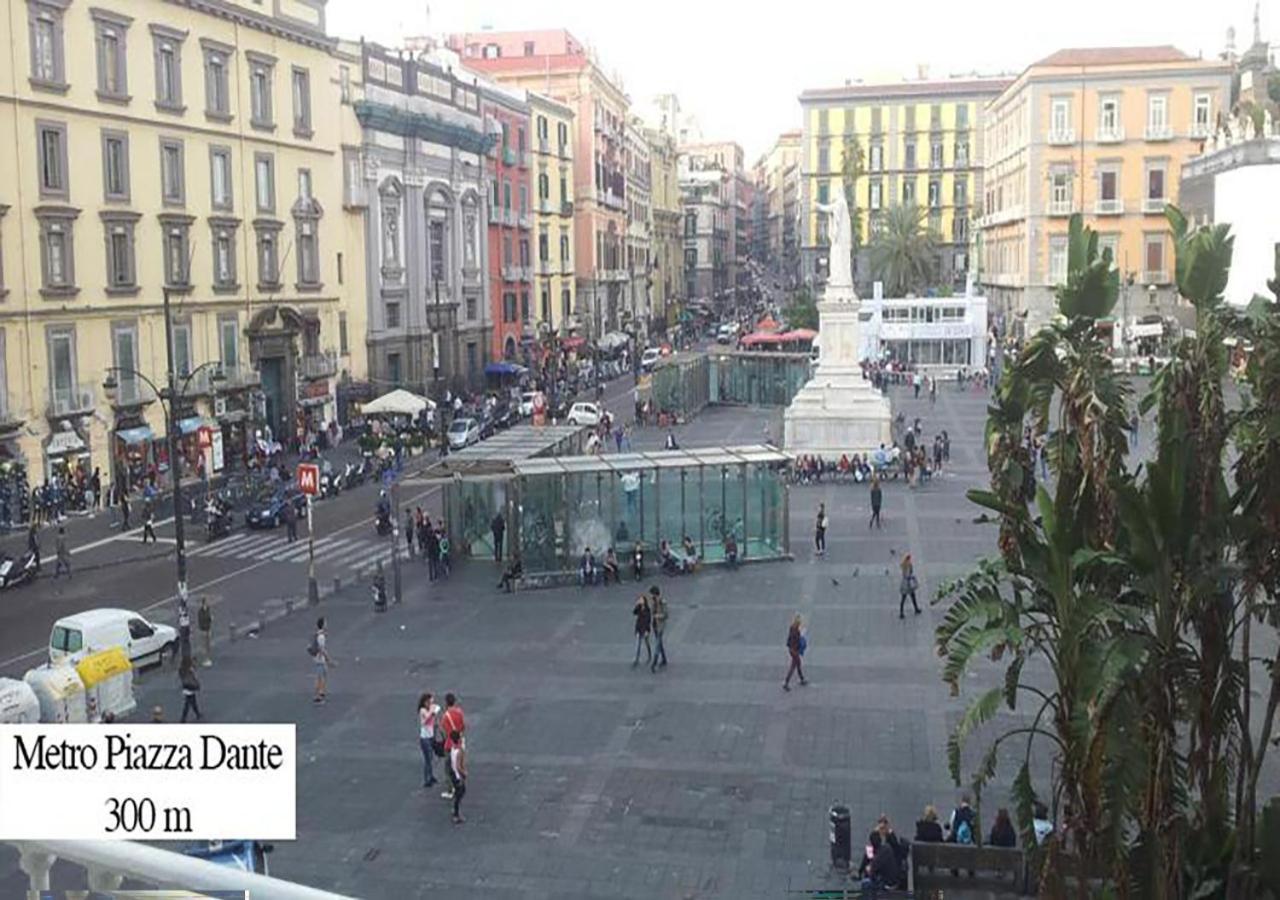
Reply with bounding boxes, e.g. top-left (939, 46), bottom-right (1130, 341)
top-left (784, 295), bottom-right (893, 457)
